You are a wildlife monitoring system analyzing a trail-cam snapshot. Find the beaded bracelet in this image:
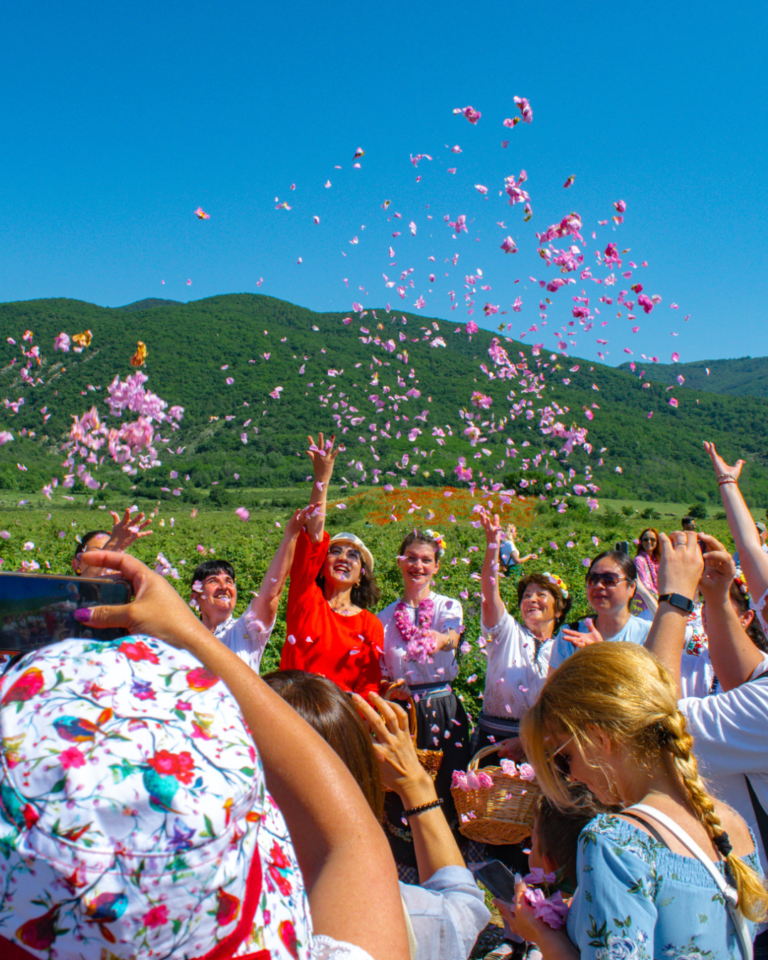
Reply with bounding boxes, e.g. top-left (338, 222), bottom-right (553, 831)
top-left (402, 798), bottom-right (444, 818)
